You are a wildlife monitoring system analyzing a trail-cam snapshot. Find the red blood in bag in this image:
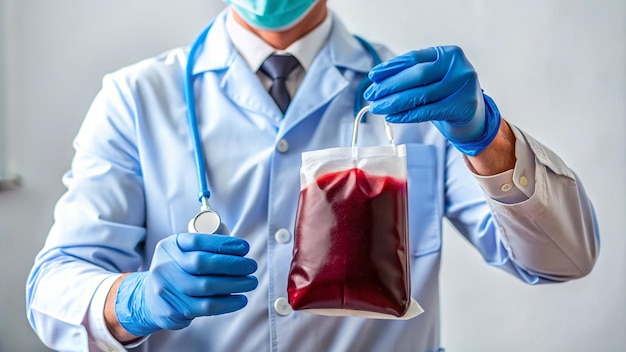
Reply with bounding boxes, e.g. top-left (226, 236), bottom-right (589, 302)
top-left (288, 167), bottom-right (410, 316)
